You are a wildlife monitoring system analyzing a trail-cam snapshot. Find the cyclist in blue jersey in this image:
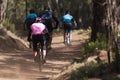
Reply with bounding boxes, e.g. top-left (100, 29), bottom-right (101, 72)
top-left (61, 10), bottom-right (77, 45)
top-left (24, 9), bottom-right (37, 42)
